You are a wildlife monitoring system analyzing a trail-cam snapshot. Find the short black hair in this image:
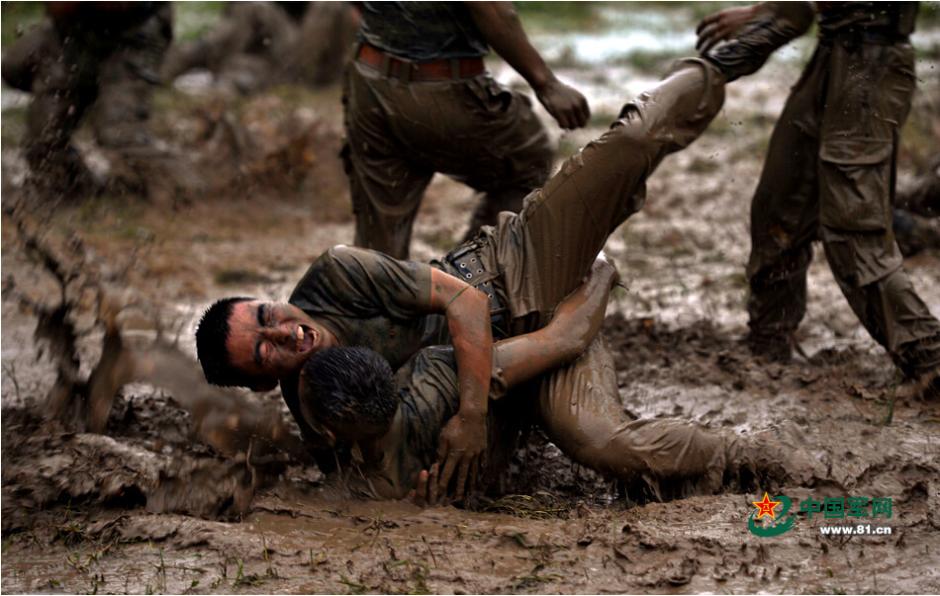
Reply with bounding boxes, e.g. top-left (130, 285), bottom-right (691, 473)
top-left (300, 346), bottom-right (397, 440)
top-left (195, 296), bottom-right (255, 387)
